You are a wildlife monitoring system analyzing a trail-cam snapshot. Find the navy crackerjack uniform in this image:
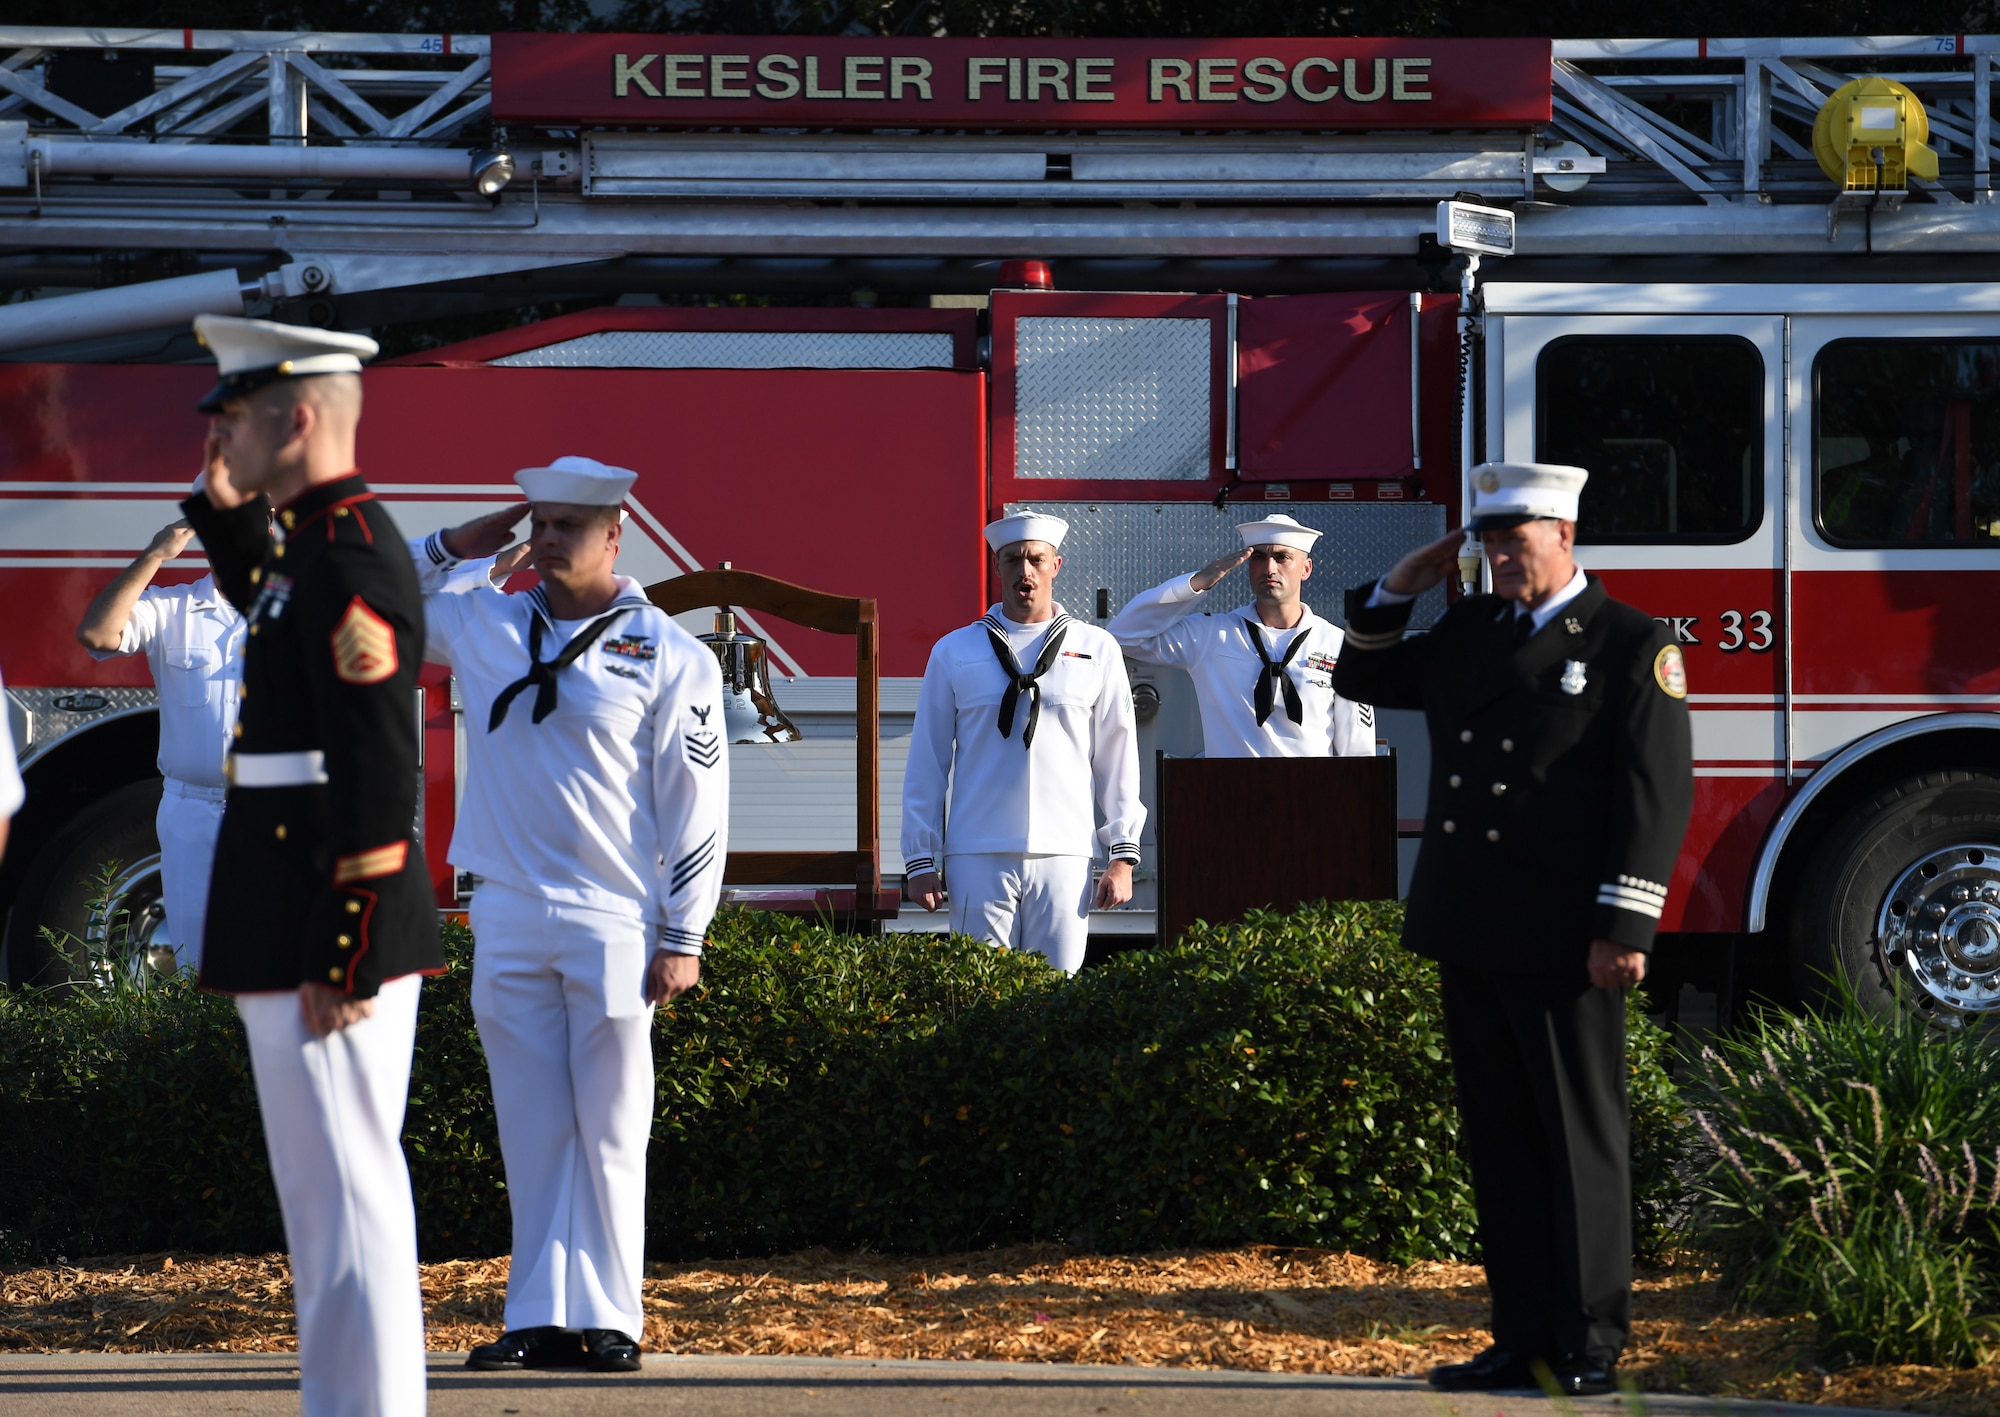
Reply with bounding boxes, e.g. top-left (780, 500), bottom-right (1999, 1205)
top-left (1336, 538), bottom-right (1692, 1377)
top-left (184, 473), bottom-right (438, 996)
